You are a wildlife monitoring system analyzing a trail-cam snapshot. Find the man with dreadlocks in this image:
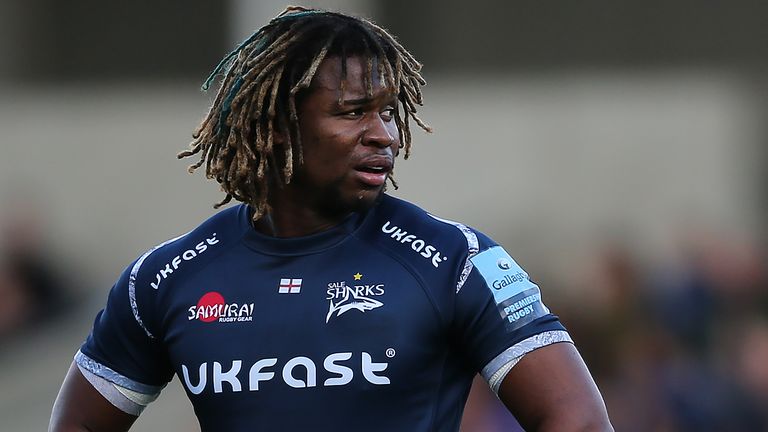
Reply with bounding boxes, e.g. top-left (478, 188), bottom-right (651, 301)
top-left (51, 6), bottom-right (612, 432)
